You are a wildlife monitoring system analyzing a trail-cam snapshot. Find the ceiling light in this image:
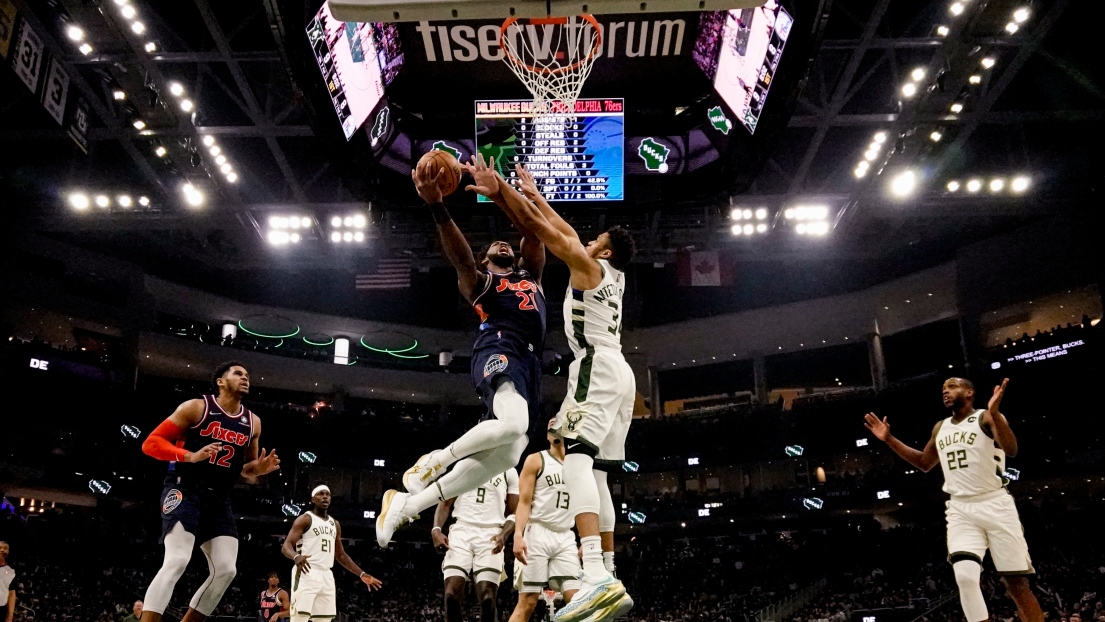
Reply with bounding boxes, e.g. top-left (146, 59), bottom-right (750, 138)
top-left (730, 208), bottom-right (742, 220)
top-left (269, 216), bottom-right (285, 229)
top-left (209, 145), bottom-right (221, 156)
top-left (117, 195), bottom-right (133, 207)
top-left (215, 155), bottom-right (227, 166)
top-left (806, 221), bottom-right (829, 236)
top-left (949, 2), bottom-right (964, 16)
top-left (290, 233), bottom-right (301, 243)
top-left (910, 67), bottom-right (926, 82)
top-left (66, 25), bottom-right (85, 41)
top-left (180, 99), bottom-right (194, 112)
top-left (754, 208), bottom-right (767, 220)
top-left (171, 83), bottom-right (185, 97)
top-left (1011, 176), bottom-right (1030, 193)
top-left (154, 145), bottom-right (167, 157)
top-left (864, 149), bottom-right (879, 161)
top-left (742, 224), bottom-right (753, 235)
top-left (289, 217), bottom-right (300, 229)
top-left (138, 196), bottom-right (150, 206)
top-left (330, 232), bottom-right (341, 242)
top-left (930, 131), bottom-right (943, 142)
top-left (731, 224), bottom-right (743, 235)
top-left (873, 131), bottom-right (887, 144)
top-left (354, 231), bottom-right (365, 242)
top-left (131, 21), bottom-right (145, 35)
top-left (120, 4), bottom-right (136, 18)
top-left (1005, 22), bottom-right (1019, 34)
top-left (989, 178), bottom-right (1005, 192)
top-left (868, 142), bottom-right (881, 153)
top-left (268, 231), bottom-right (289, 246)
top-left (740, 209), bottom-right (751, 220)
top-left (947, 181), bottom-right (960, 192)
top-left (226, 172), bottom-right (238, 183)
top-left (784, 208), bottom-right (794, 219)
top-left (854, 166), bottom-right (868, 179)
top-left (950, 102), bottom-right (964, 113)
top-left (981, 57), bottom-right (996, 69)
top-left (343, 216), bottom-right (354, 227)
top-left (343, 232), bottom-right (353, 242)
top-left (901, 82), bottom-right (918, 98)
top-left (331, 216), bottom-right (342, 228)
top-left (1013, 7), bottom-right (1030, 23)
top-left (968, 74), bottom-right (982, 84)
top-left (301, 217), bottom-right (313, 228)
top-left (220, 163), bottom-right (232, 174)
top-left (113, 89), bottom-right (126, 101)
top-left (182, 183), bottom-right (204, 207)
top-left (145, 41), bottom-right (157, 53)
top-left (68, 192), bottom-right (90, 210)
top-left (966, 179), bottom-right (982, 193)
top-left (890, 170), bottom-right (917, 198)
top-left (936, 25), bottom-right (950, 37)
top-left (756, 223), bottom-right (767, 233)
top-left (796, 223), bottom-right (806, 235)
top-left (353, 214), bottom-right (367, 228)
top-left (95, 195), bottom-right (110, 208)
top-left (132, 119), bottom-right (146, 130)
top-left (79, 43), bottom-right (93, 55)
